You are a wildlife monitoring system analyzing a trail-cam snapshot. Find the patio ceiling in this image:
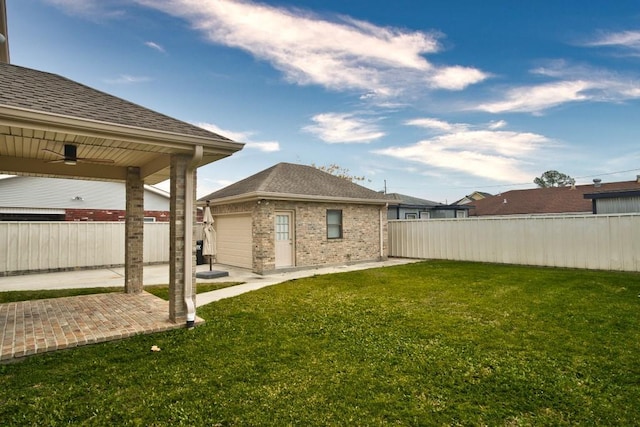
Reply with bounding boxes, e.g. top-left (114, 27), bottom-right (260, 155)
top-left (0, 63), bottom-right (244, 184)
